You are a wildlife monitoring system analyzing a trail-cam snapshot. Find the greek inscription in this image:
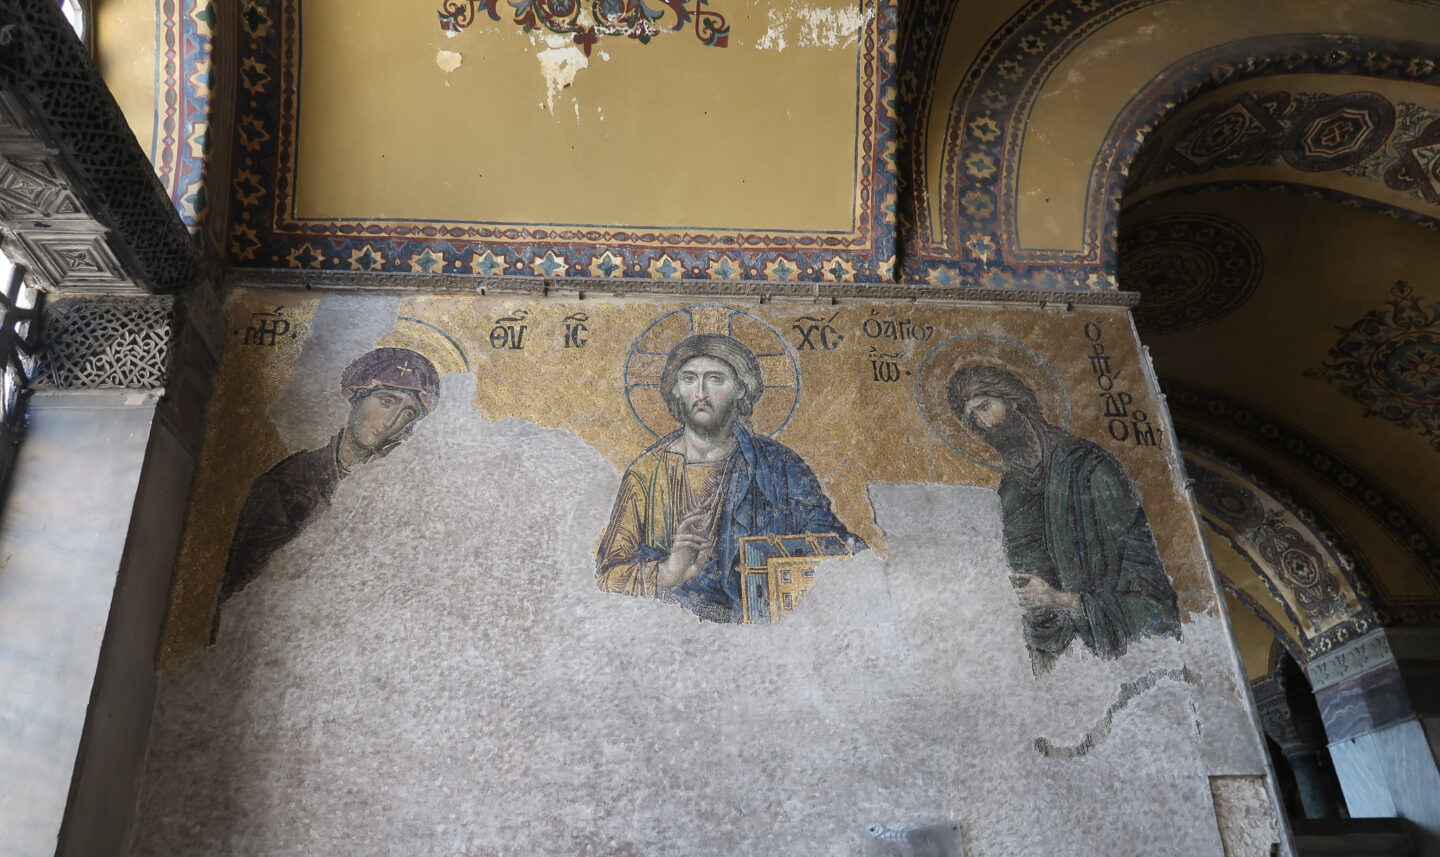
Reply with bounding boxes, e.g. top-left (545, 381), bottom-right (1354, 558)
top-left (243, 308), bottom-right (294, 347)
top-left (862, 309), bottom-right (935, 343)
top-left (1085, 319), bottom-right (1159, 448)
top-left (490, 309), bottom-right (529, 351)
top-left (1100, 391), bottom-right (1133, 418)
top-left (792, 311), bottom-right (843, 351)
top-left (867, 347), bottom-right (907, 383)
top-left (563, 312), bottom-right (589, 349)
